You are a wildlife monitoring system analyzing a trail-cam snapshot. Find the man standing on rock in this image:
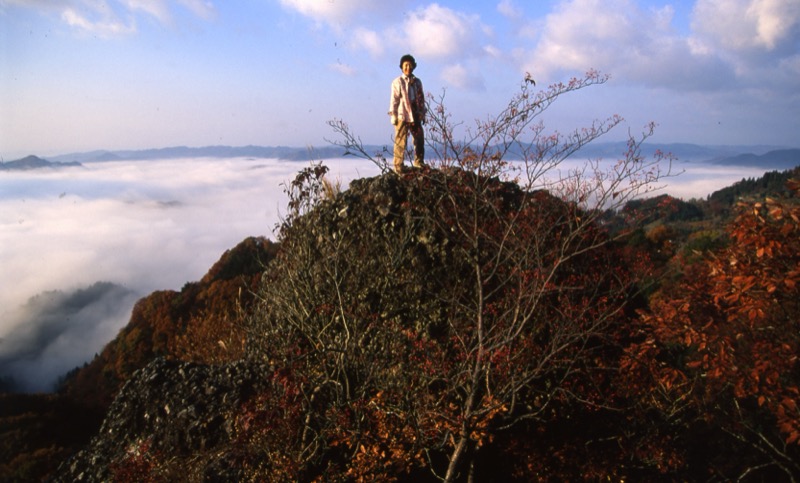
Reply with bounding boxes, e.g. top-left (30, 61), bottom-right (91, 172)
top-left (389, 54), bottom-right (427, 174)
